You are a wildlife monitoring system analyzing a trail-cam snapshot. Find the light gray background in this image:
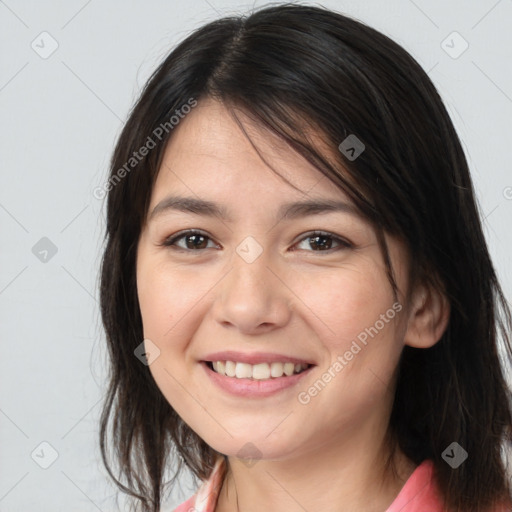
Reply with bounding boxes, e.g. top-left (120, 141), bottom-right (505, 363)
top-left (1, 0), bottom-right (511, 510)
